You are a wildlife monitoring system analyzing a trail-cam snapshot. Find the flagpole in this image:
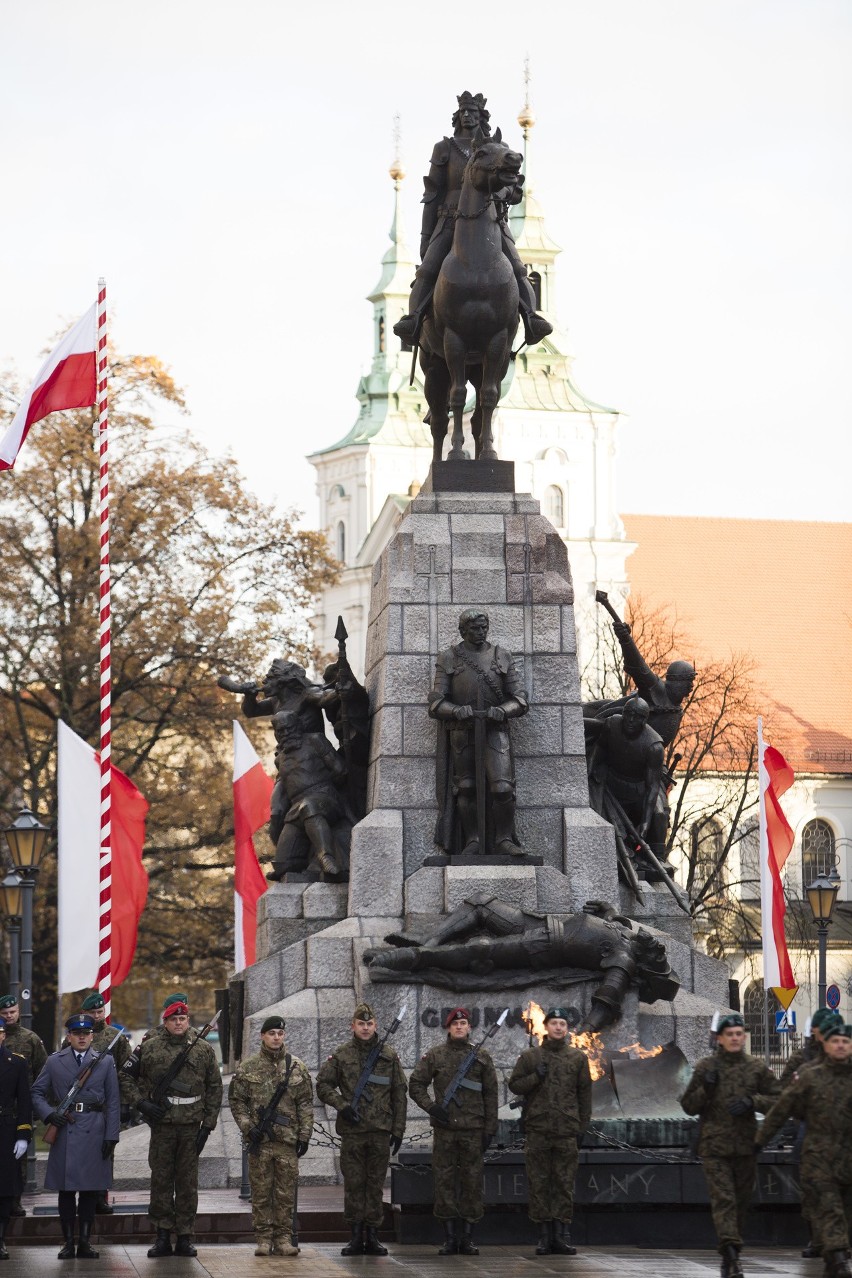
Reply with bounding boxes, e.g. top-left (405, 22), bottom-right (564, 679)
top-left (96, 278), bottom-right (112, 1020)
